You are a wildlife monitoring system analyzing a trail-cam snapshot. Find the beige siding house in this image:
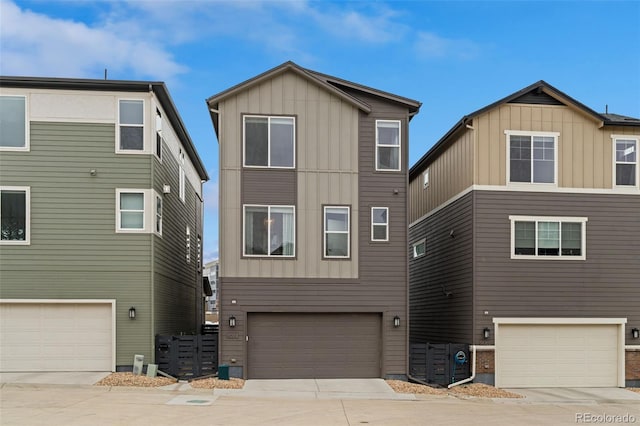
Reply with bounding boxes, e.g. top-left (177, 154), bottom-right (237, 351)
top-left (208, 62), bottom-right (421, 379)
top-left (408, 81), bottom-right (640, 388)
